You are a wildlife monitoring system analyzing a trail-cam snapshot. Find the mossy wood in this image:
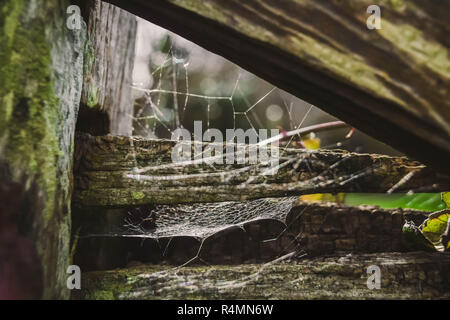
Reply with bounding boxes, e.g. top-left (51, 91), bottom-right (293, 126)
top-left (106, 0), bottom-right (450, 174)
top-left (73, 133), bottom-right (450, 207)
top-left (73, 252), bottom-right (450, 300)
top-left (0, 0), bottom-right (85, 299)
top-left (0, 0), bottom-right (135, 299)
